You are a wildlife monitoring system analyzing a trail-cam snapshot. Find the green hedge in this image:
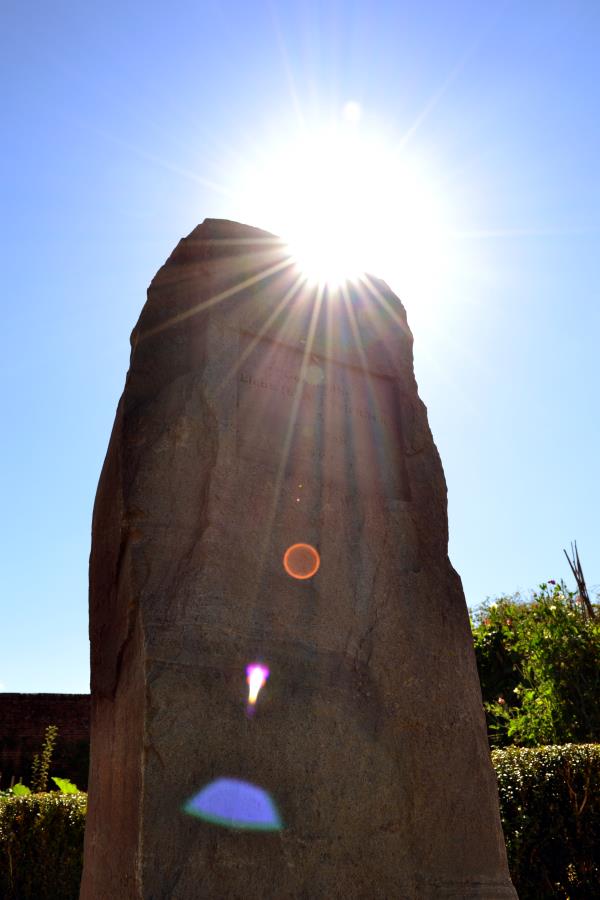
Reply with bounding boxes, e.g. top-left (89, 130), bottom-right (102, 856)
top-left (493, 743), bottom-right (600, 899)
top-left (0, 792), bottom-right (86, 900)
top-left (1, 748), bottom-right (599, 898)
